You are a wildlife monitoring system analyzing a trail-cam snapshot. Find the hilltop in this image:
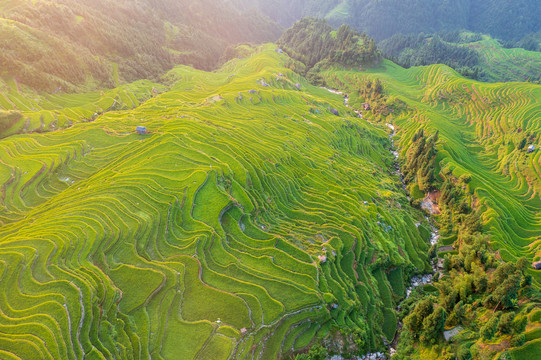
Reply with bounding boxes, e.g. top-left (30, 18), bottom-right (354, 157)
top-left (0, 46), bottom-right (433, 359)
